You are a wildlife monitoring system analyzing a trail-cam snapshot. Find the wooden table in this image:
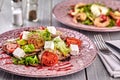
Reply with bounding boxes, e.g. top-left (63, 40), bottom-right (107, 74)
top-left (0, 0), bottom-right (120, 80)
